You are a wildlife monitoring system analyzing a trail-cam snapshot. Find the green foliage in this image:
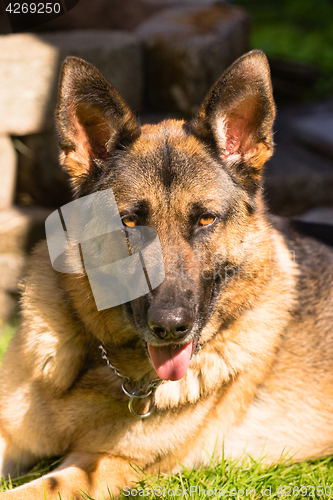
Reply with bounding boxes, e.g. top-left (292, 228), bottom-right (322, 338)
top-left (235, 0), bottom-right (333, 97)
top-left (0, 318), bottom-right (18, 365)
